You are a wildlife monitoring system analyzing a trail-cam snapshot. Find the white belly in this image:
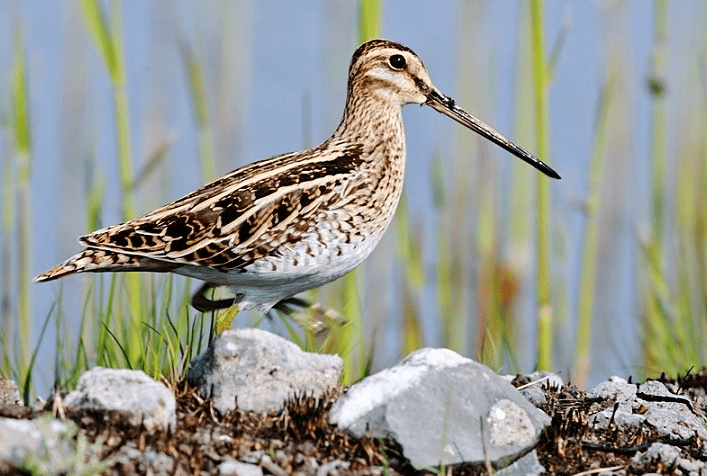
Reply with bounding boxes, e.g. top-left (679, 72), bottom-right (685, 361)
top-left (176, 228), bottom-right (383, 313)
